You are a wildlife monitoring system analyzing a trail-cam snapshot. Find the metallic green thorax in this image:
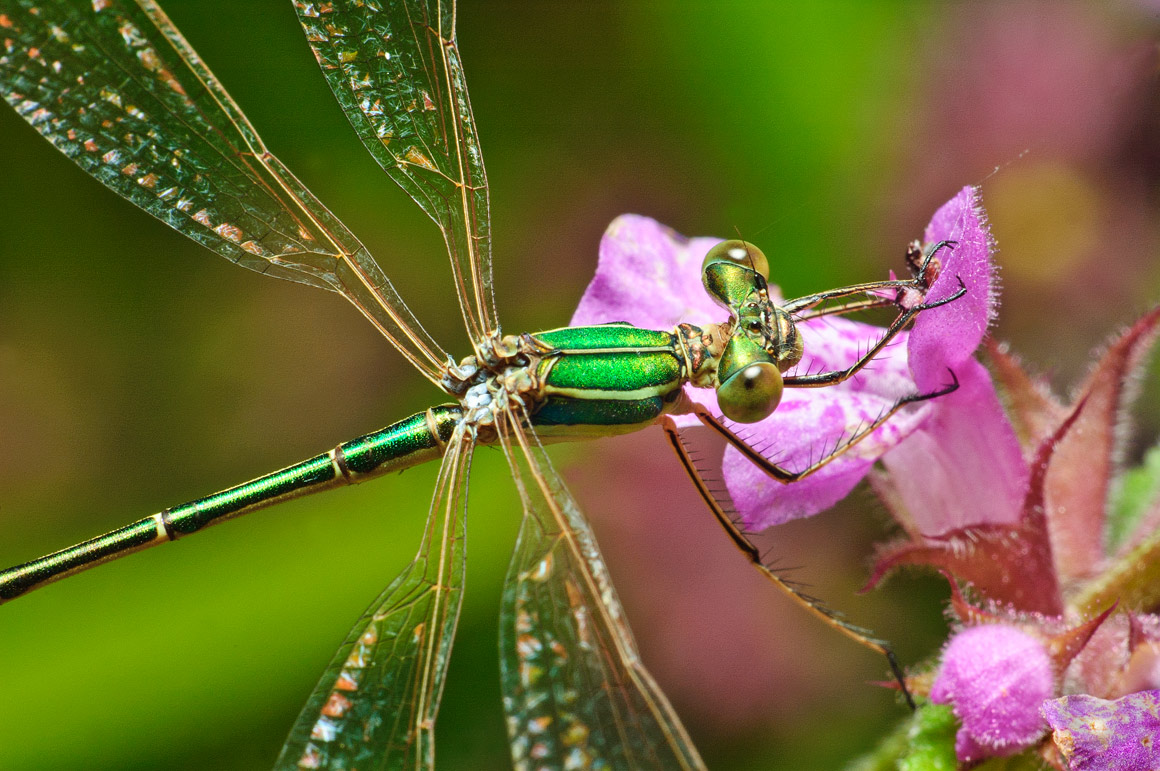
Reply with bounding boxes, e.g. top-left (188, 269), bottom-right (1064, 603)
top-left (530, 324), bottom-right (687, 436)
